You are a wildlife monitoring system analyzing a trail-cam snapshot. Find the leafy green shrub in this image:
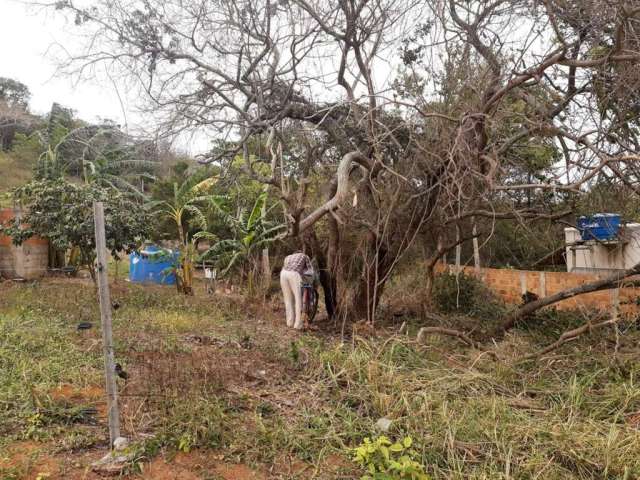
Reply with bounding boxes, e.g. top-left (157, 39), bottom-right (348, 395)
top-left (432, 272), bottom-right (503, 318)
top-left (2, 179), bottom-right (152, 281)
top-left (351, 436), bottom-right (429, 480)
